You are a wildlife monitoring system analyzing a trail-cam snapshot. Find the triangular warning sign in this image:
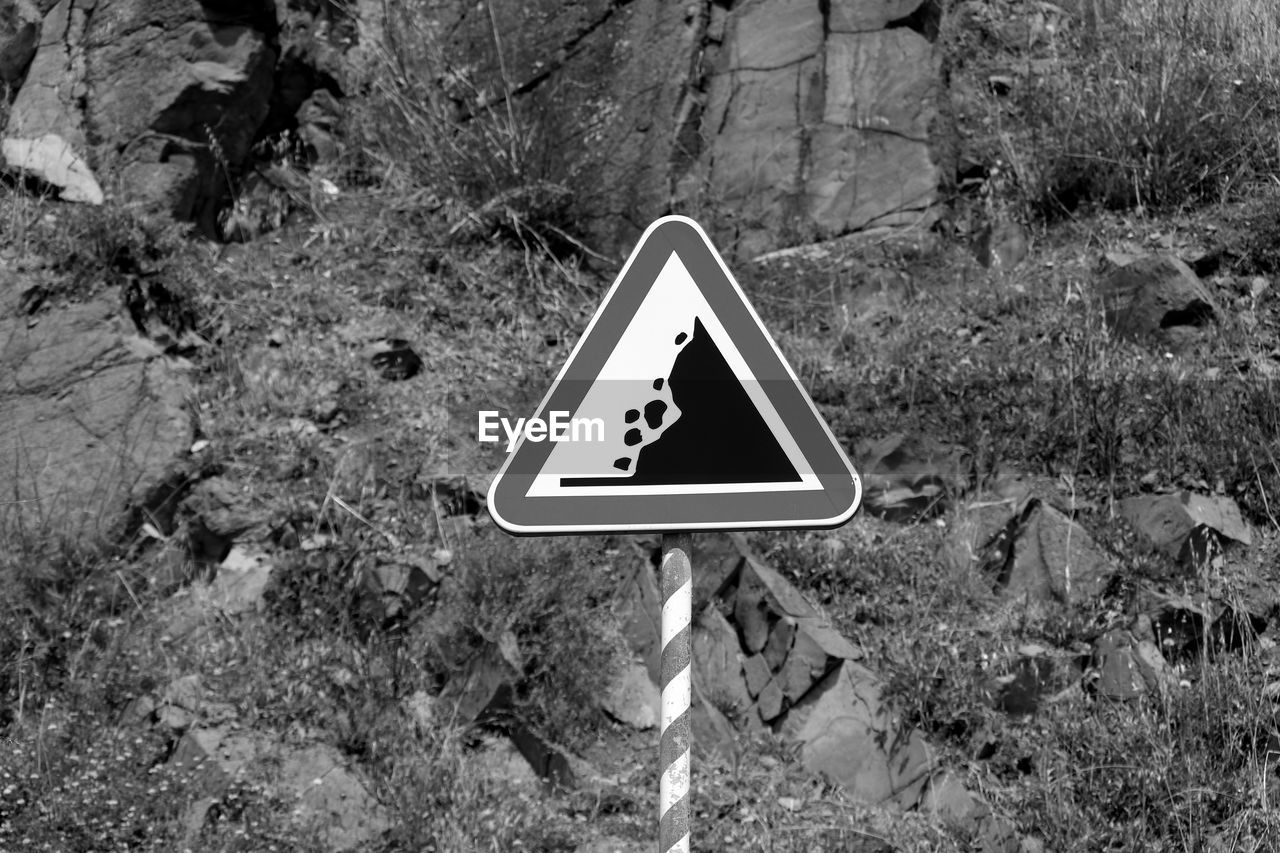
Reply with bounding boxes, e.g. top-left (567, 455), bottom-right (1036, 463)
top-left (487, 216), bottom-right (861, 533)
